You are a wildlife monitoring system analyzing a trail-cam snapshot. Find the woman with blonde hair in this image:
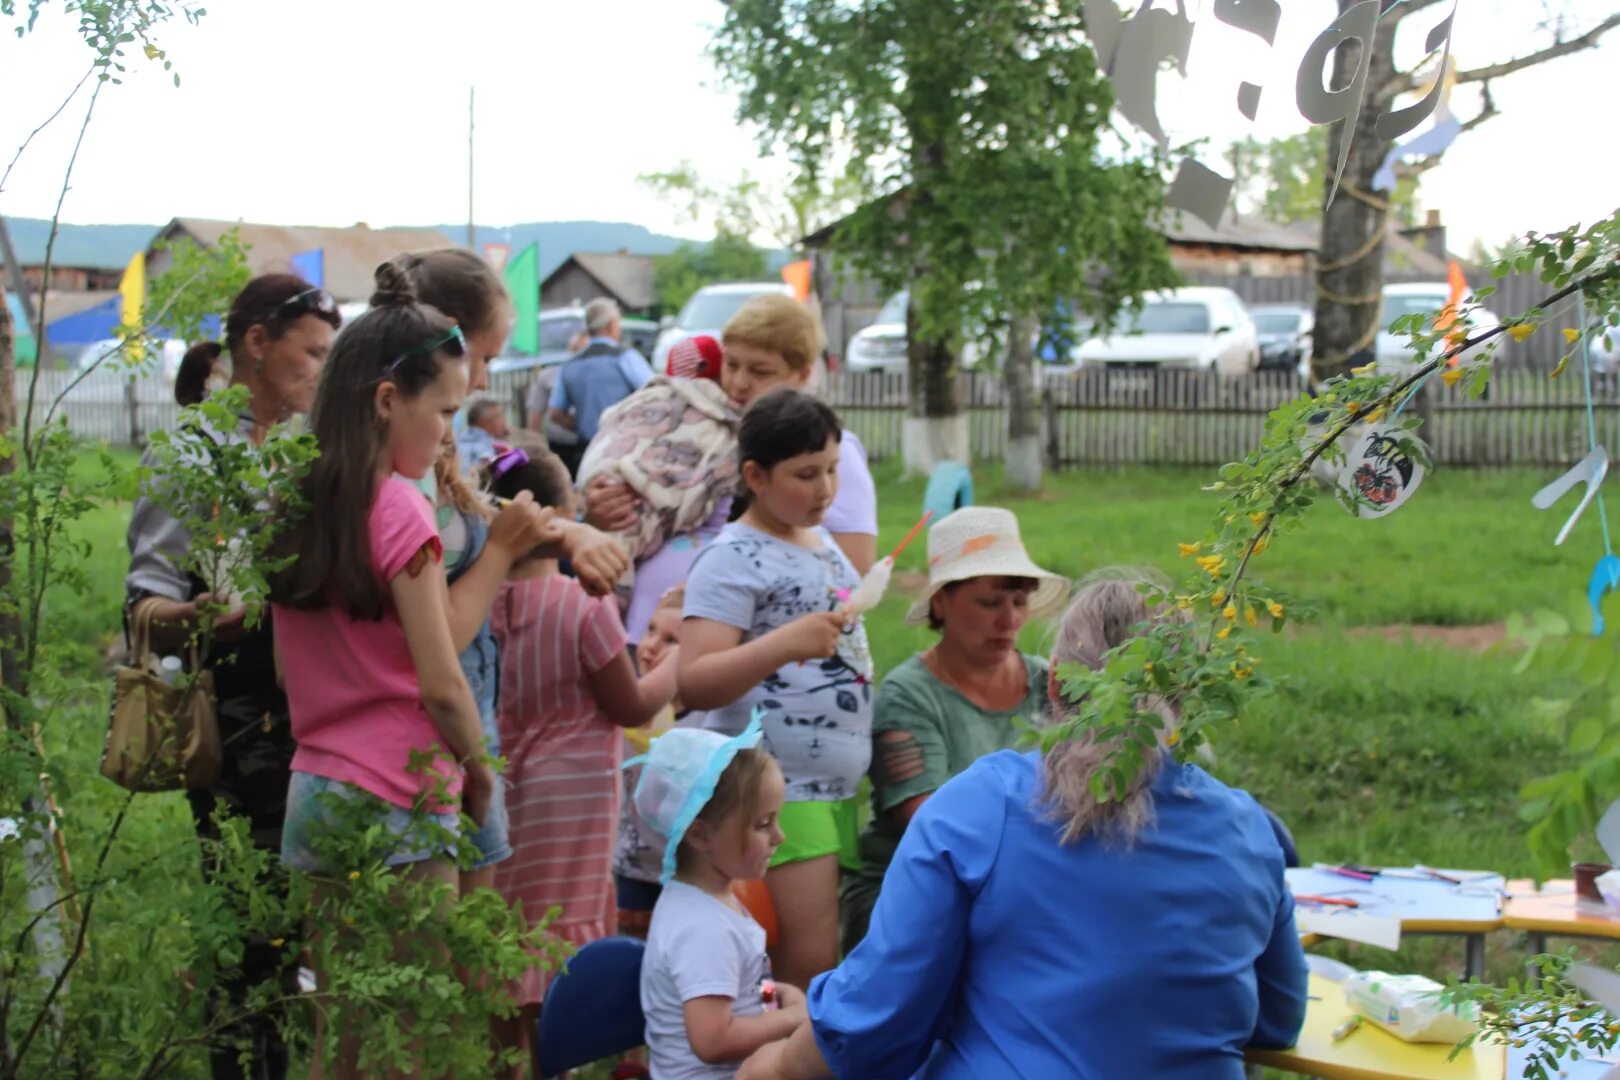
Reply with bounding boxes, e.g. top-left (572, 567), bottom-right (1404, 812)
top-left (738, 570), bottom-right (1308, 1080)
